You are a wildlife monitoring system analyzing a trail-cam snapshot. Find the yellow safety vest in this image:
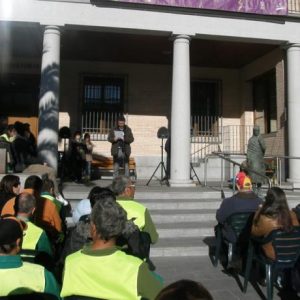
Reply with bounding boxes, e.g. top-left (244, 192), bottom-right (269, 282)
top-left (22, 221), bottom-right (43, 252)
top-left (0, 261), bottom-right (45, 296)
top-left (41, 194), bottom-right (62, 212)
top-left (61, 248), bottom-right (143, 299)
top-left (117, 200), bottom-right (146, 230)
top-left (0, 134), bottom-right (9, 142)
